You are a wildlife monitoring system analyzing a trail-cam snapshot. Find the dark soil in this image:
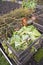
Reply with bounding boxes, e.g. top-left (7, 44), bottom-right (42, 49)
top-left (0, 1), bottom-right (21, 15)
top-left (25, 57), bottom-right (43, 65)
